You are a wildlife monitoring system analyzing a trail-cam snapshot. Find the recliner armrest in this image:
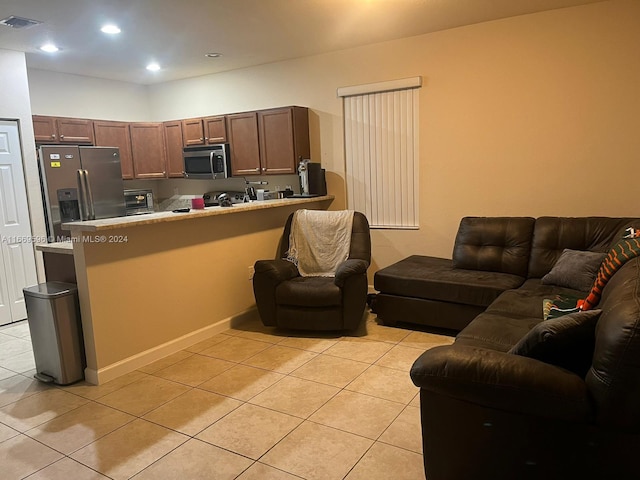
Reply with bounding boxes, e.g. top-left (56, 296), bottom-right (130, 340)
top-left (410, 344), bottom-right (593, 422)
top-left (254, 259), bottom-right (299, 283)
top-left (334, 259), bottom-right (369, 287)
